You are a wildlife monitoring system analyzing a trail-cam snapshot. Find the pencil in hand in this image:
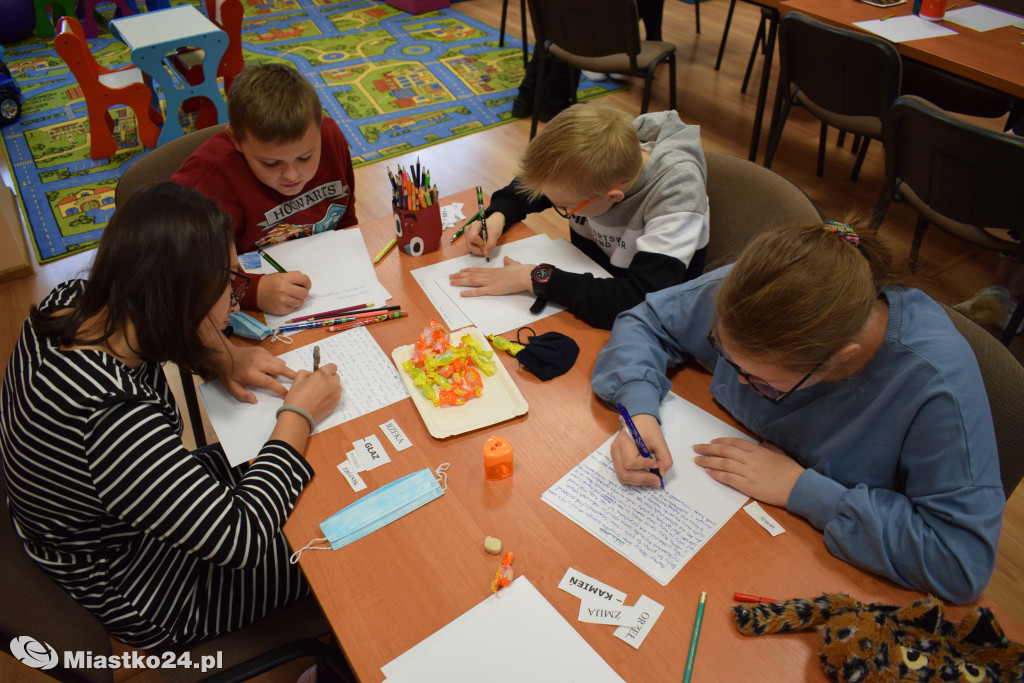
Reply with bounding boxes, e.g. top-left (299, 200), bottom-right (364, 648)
top-left (475, 185), bottom-right (488, 262)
